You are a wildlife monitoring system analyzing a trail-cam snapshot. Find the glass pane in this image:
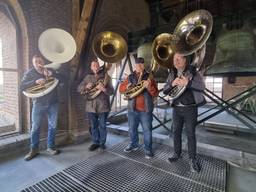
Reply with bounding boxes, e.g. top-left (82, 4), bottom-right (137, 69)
top-left (214, 78), bottom-right (223, 83)
top-left (205, 76), bottom-right (223, 102)
top-left (0, 71), bottom-right (20, 135)
top-left (205, 76), bottom-right (213, 82)
top-left (0, 38), bottom-right (2, 68)
top-left (0, 10), bottom-right (18, 70)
